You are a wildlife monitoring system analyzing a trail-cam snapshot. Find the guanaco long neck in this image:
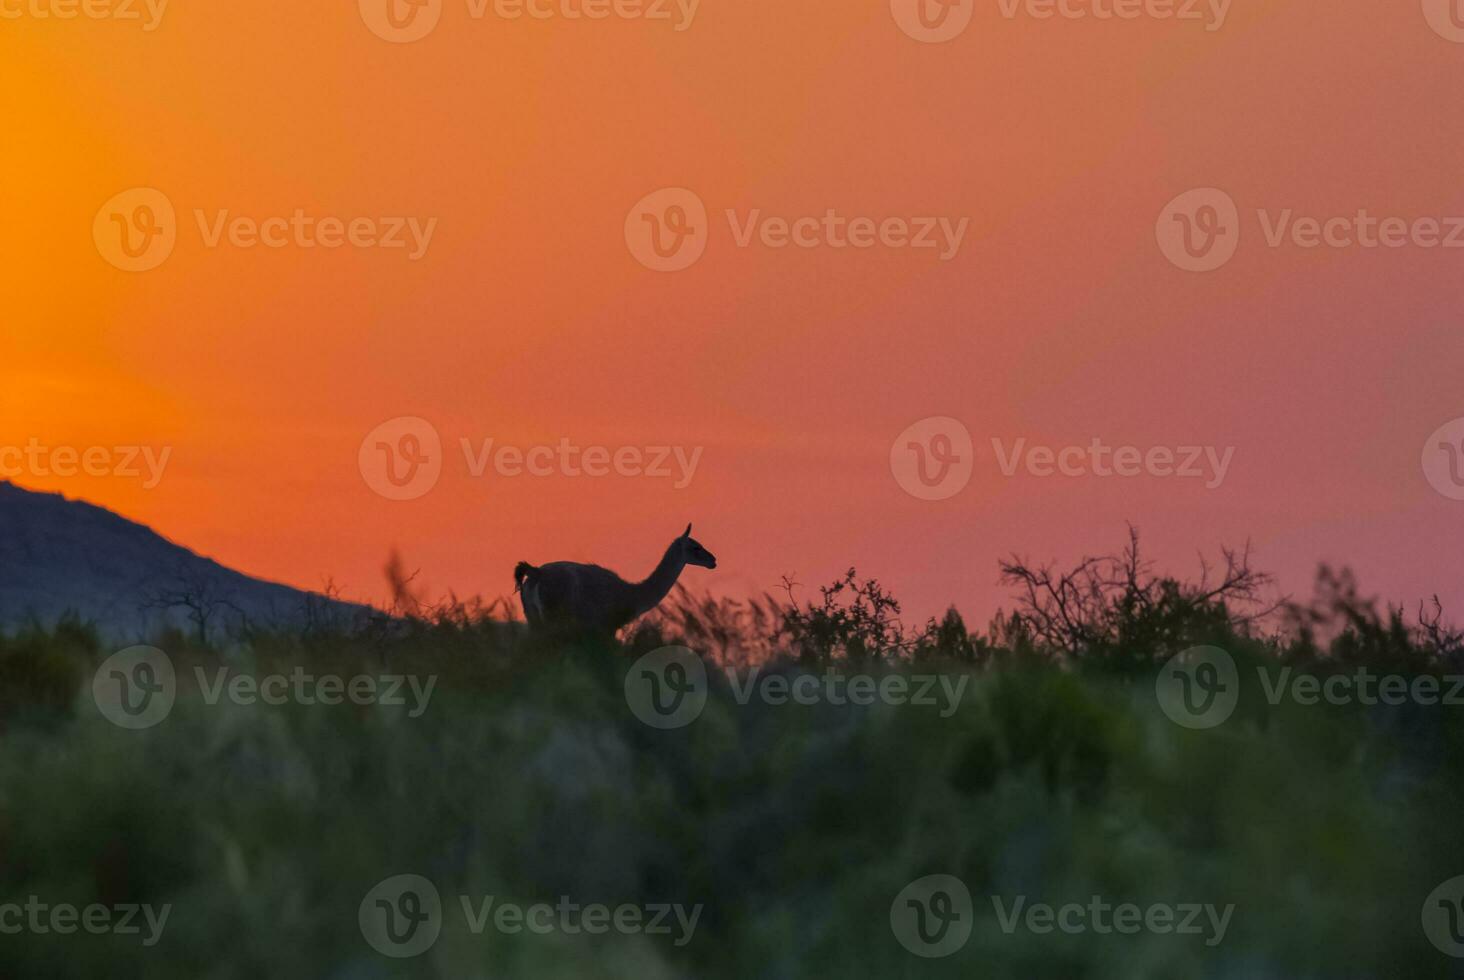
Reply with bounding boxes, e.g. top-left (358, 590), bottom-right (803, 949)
top-left (632, 543), bottom-right (685, 617)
